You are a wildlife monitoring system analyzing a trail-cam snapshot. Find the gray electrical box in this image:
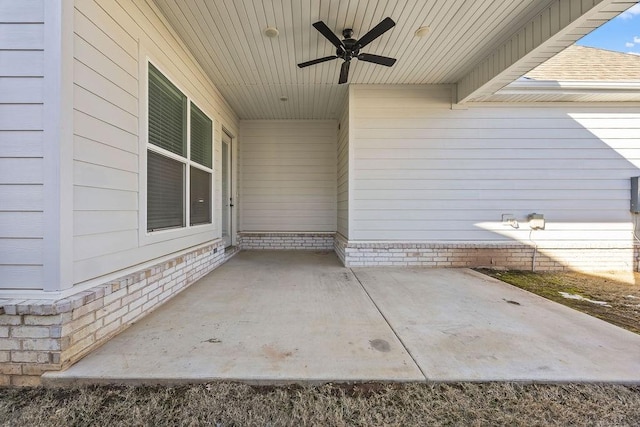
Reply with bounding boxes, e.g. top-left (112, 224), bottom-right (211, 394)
top-left (632, 177), bottom-right (640, 213)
